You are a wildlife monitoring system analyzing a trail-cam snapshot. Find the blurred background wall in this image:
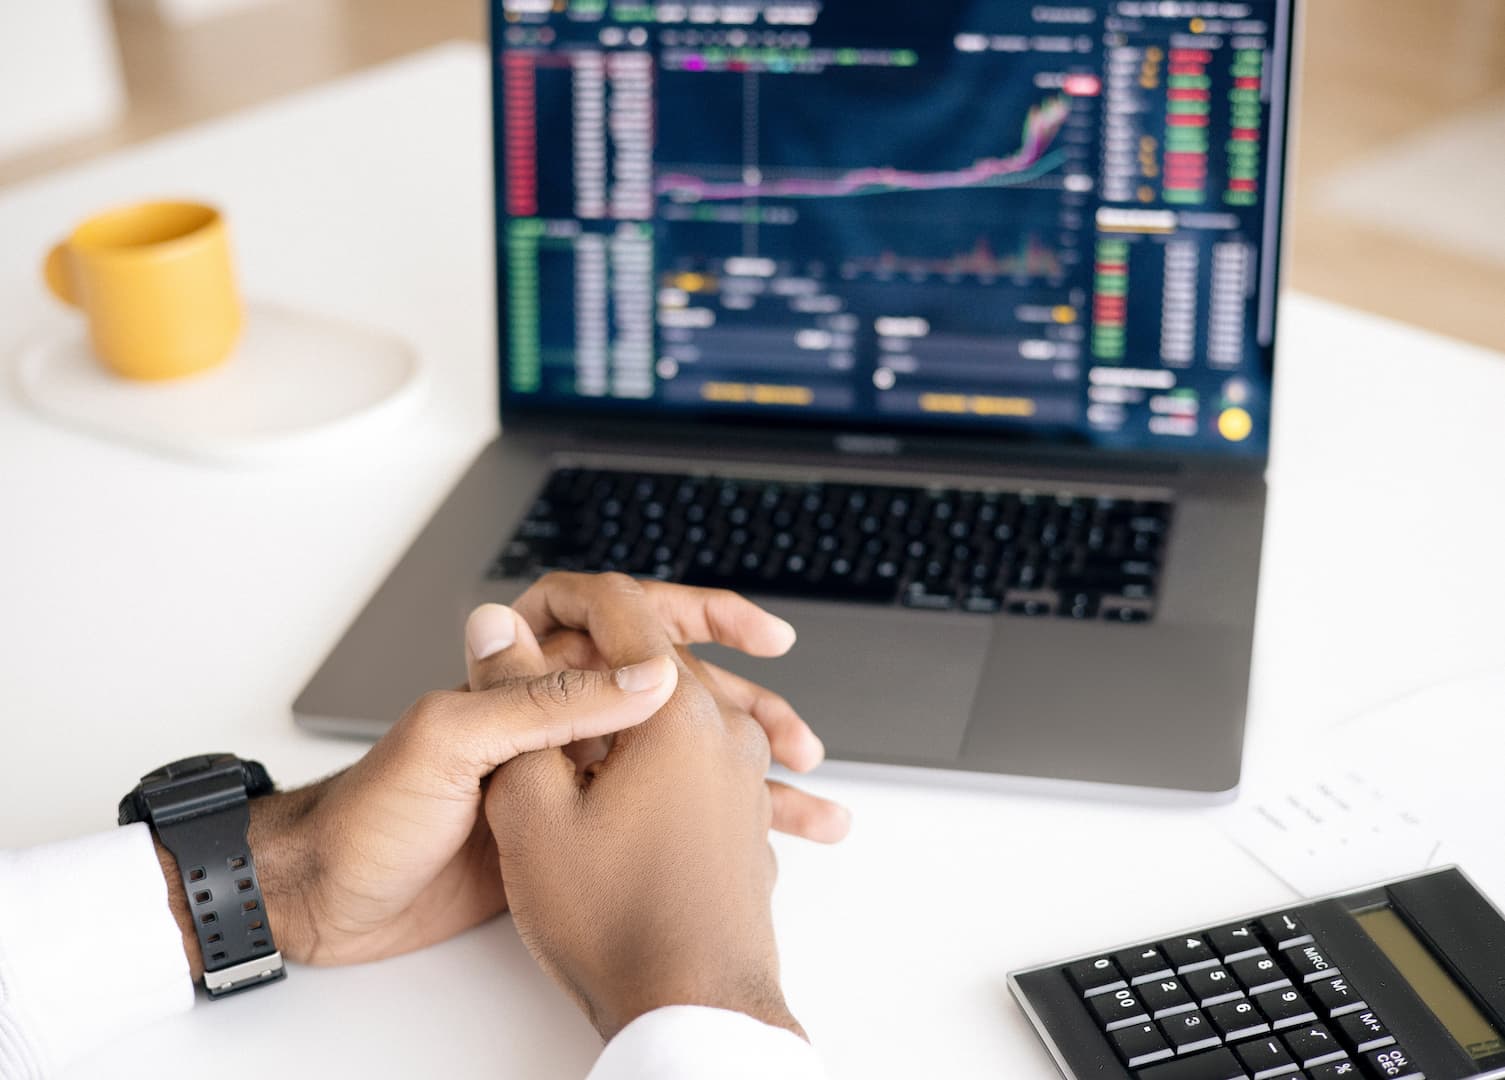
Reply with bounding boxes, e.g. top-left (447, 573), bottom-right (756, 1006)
top-left (2, 0), bottom-right (1501, 354)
